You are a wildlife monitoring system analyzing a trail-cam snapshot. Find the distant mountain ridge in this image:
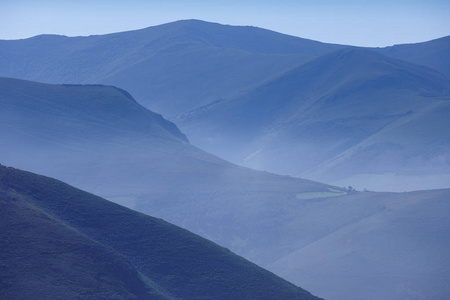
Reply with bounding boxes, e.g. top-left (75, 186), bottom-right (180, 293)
top-left (0, 20), bottom-right (448, 191)
top-left (0, 19), bottom-right (345, 117)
